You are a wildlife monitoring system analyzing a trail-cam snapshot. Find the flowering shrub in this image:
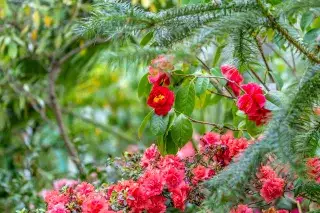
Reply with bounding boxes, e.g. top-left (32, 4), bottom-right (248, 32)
top-left (40, 55), bottom-right (320, 212)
